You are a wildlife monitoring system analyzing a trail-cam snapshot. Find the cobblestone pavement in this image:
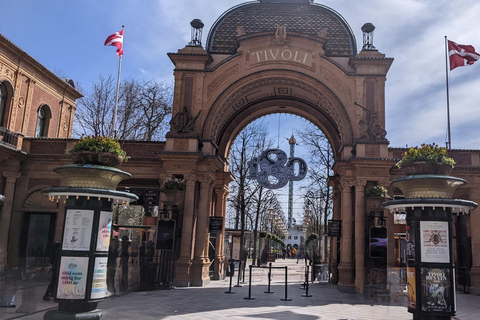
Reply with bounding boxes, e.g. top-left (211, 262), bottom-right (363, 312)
top-left (2, 259), bottom-right (480, 320)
